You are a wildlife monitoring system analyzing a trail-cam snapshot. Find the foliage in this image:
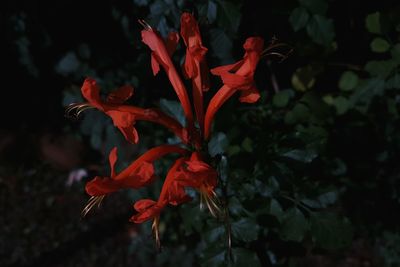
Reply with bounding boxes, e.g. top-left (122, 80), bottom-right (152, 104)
top-left (2, 0), bottom-right (400, 266)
